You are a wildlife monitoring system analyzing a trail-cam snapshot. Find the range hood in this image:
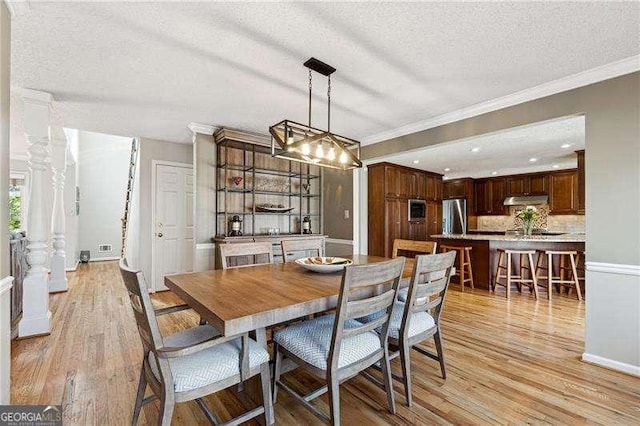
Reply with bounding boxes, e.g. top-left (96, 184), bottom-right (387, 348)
top-left (503, 195), bottom-right (548, 206)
